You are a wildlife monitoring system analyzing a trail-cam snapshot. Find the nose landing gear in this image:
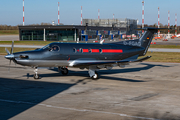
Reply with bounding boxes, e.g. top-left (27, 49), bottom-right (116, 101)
top-left (33, 67), bottom-right (39, 79)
